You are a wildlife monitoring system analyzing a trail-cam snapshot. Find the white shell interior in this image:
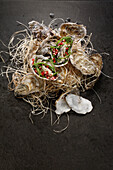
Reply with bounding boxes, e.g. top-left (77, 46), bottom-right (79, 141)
top-left (55, 93), bottom-right (93, 115)
top-left (55, 94), bottom-right (71, 115)
top-left (66, 94), bottom-right (93, 114)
